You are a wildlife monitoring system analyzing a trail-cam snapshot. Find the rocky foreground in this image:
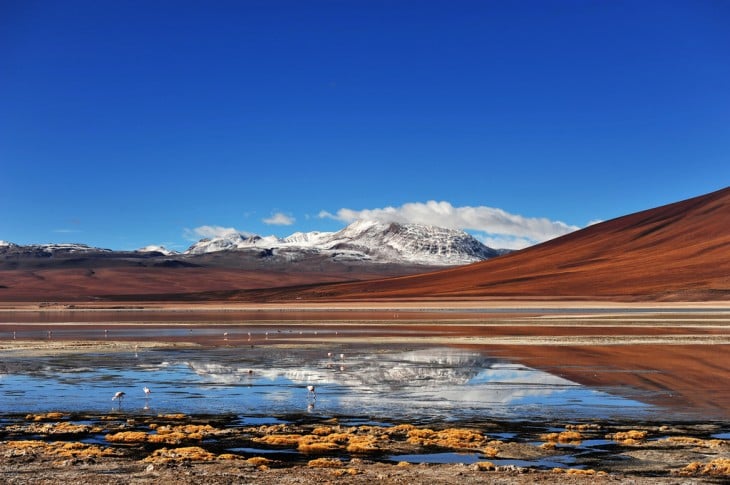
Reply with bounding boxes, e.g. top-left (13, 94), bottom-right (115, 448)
top-left (1, 412), bottom-right (728, 484)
